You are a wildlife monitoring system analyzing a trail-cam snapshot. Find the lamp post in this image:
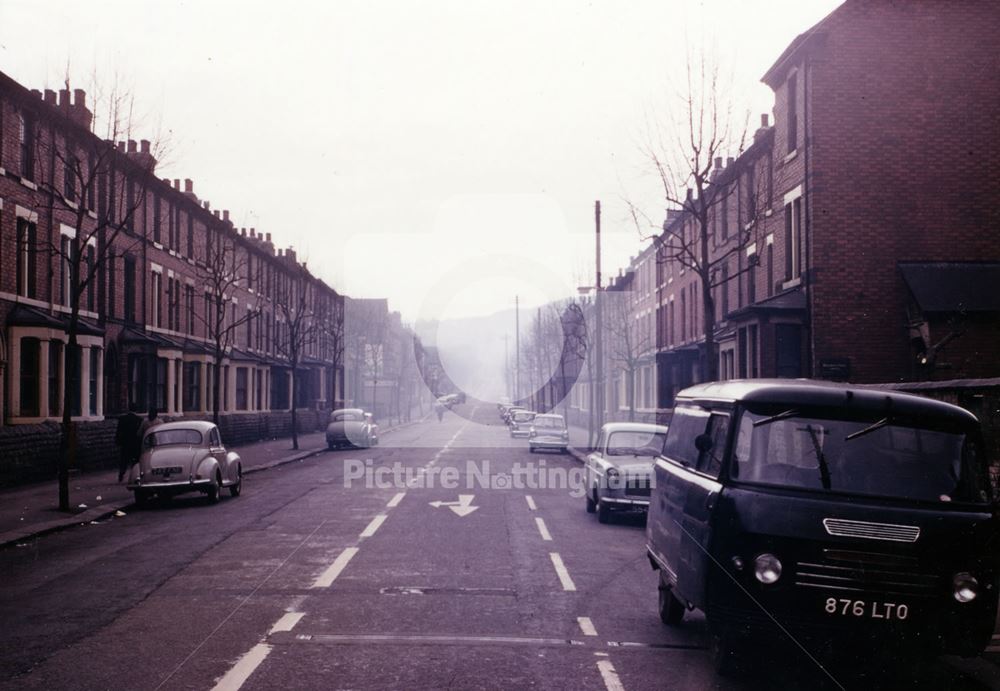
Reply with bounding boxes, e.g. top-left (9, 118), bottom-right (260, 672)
top-left (595, 201), bottom-right (604, 433)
